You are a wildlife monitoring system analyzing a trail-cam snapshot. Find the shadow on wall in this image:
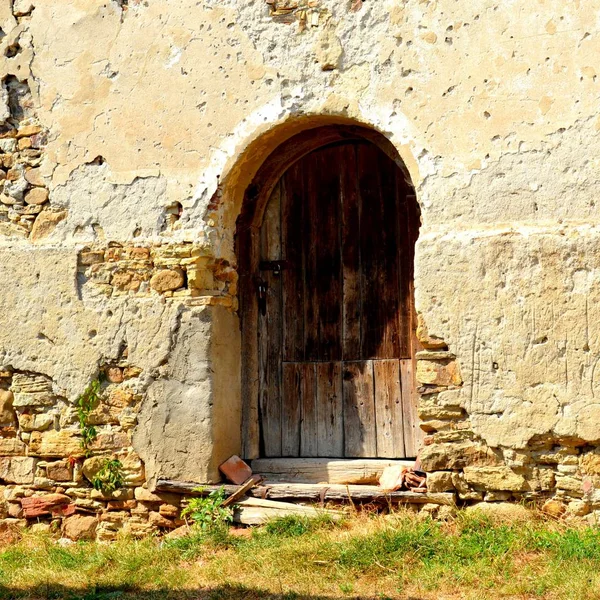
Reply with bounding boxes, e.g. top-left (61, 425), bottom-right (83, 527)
top-left (0, 583), bottom-right (405, 599)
